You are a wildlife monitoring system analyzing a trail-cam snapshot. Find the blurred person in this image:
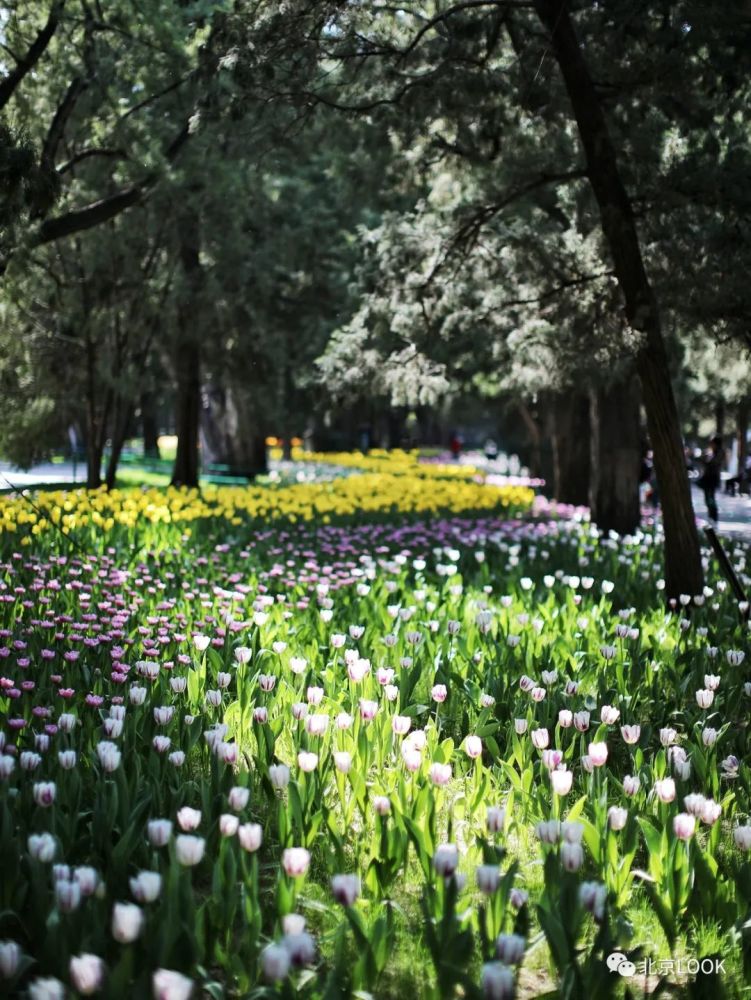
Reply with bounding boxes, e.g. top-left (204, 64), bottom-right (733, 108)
top-left (697, 435), bottom-right (725, 523)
